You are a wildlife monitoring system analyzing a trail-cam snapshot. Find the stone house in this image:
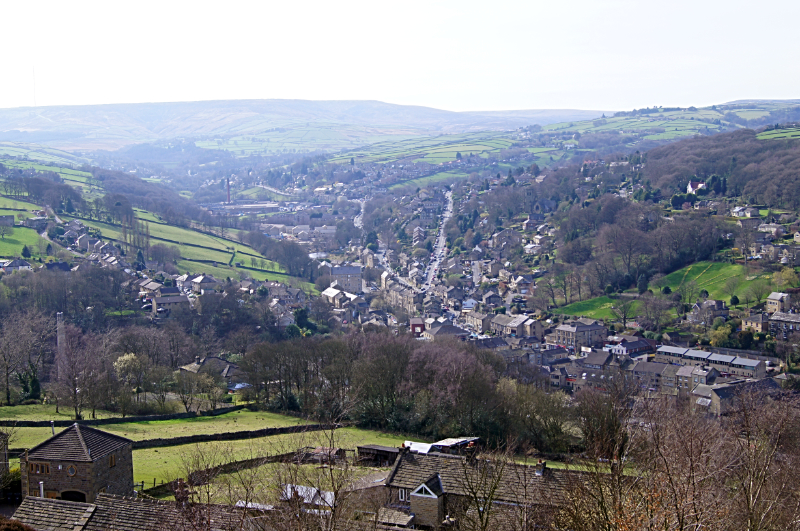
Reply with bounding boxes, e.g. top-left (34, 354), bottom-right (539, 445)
top-left (152, 295), bottom-right (191, 316)
top-left (21, 424), bottom-right (133, 503)
top-left (688, 299), bottom-right (729, 323)
top-left (766, 292), bottom-right (790, 314)
top-left (742, 312), bottom-right (769, 333)
top-left (551, 318), bottom-right (608, 349)
top-left (191, 274), bottom-right (219, 294)
top-left (384, 450), bottom-right (577, 530)
top-left (464, 311), bottom-right (493, 333)
top-left (330, 265), bottom-right (362, 293)
top-left (482, 291), bottom-right (502, 307)
top-left (490, 314), bottom-right (528, 337)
